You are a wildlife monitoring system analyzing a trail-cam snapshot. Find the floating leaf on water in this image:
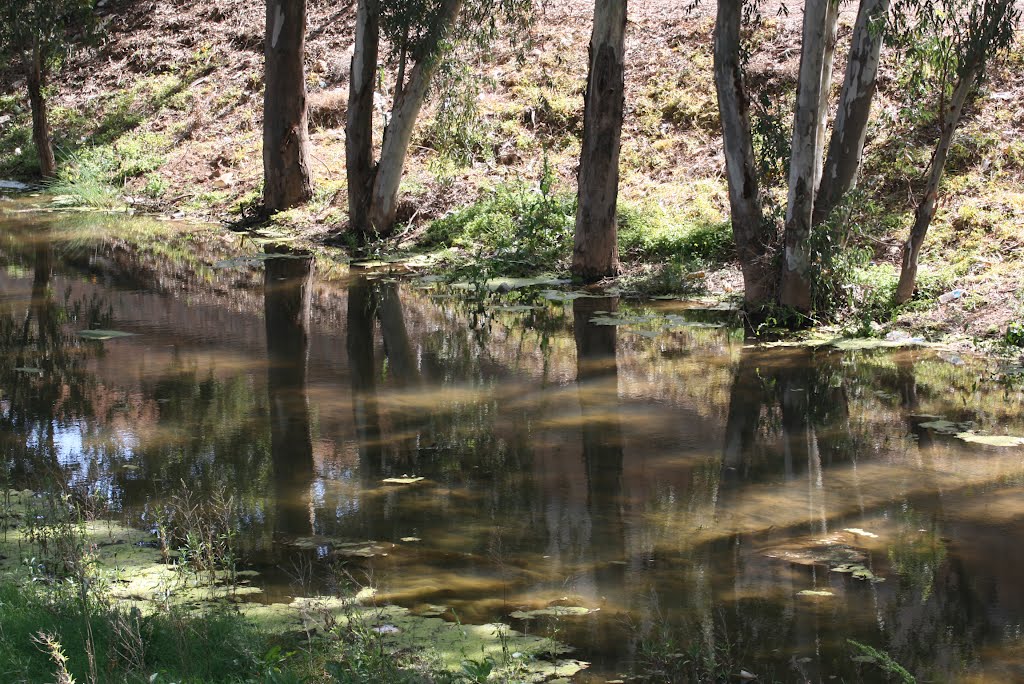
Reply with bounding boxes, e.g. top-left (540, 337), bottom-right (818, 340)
top-left (509, 606), bottom-right (597, 619)
top-left (831, 563), bottom-right (884, 582)
top-left (797, 590), bottom-right (835, 597)
top-left (831, 337), bottom-right (926, 351)
top-left (415, 604), bottom-right (449, 617)
top-left (77, 329), bottom-right (135, 340)
top-left (956, 432), bottom-right (1024, 447)
top-left (843, 528), bottom-right (879, 539)
top-left (539, 290), bottom-right (604, 302)
top-left (351, 260), bottom-right (394, 269)
top-left (382, 476), bottom-right (425, 484)
top-left (918, 419), bottom-right (964, 434)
